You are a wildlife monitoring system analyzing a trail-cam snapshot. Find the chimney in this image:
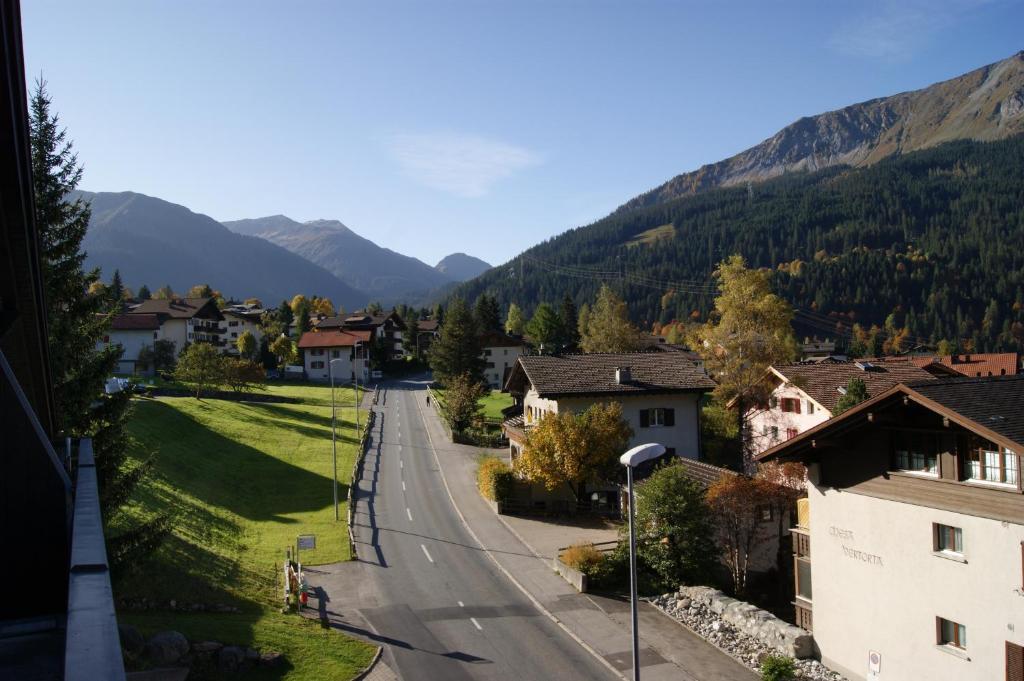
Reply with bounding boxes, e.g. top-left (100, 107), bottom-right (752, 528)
top-left (615, 366), bottom-right (631, 384)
